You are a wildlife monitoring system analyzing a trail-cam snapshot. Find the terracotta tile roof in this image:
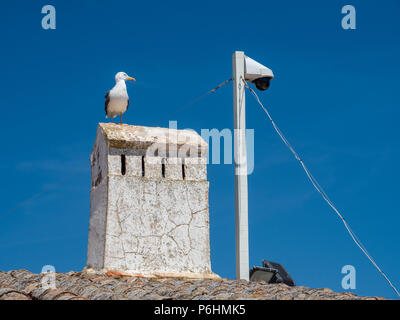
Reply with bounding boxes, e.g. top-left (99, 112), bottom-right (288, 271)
top-left (0, 270), bottom-right (384, 300)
